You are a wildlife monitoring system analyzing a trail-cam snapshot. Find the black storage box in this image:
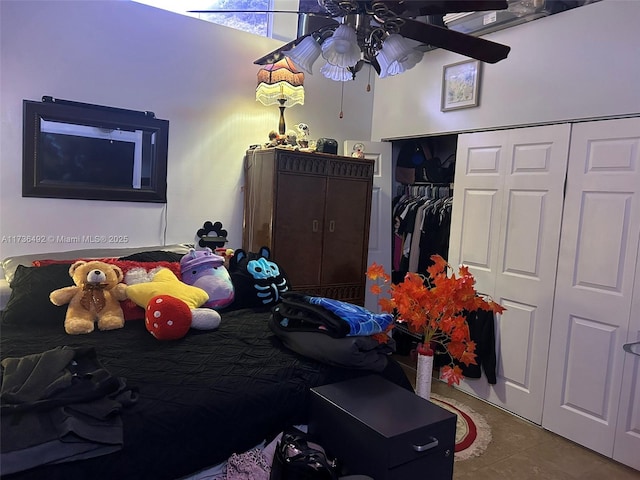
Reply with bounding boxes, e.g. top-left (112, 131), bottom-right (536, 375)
top-left (316, 137), bottom-right (338, 154)
top-left (309, 375), bottom-right (456, 480)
